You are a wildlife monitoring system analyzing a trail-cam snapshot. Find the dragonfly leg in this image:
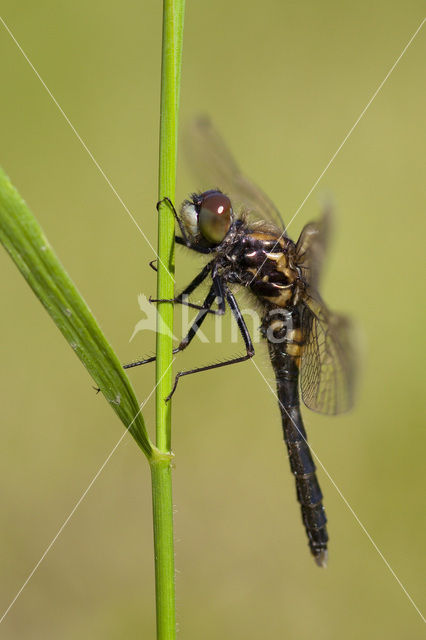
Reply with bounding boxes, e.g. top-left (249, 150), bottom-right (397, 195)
top-left (150, 263), bottom-right (224, 315)
top-left (157, 198), bottom-right (212, 252)
top-left (150, 236), bottom-right (211, 273)
top-left (157, 197), bottom-right (190, 244)
top-left (165, 283), bottom-right (254, 402)
top-left (175, 235), bottom-right (212, 254)
top-left (175, 283), bottom-right (219, 351)
top-left (123, 353), bottom-right (157, 369)
top-left (123, 282), bottom-right (218, 370)
top-left (150, 295), bottom-right (219, 313)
